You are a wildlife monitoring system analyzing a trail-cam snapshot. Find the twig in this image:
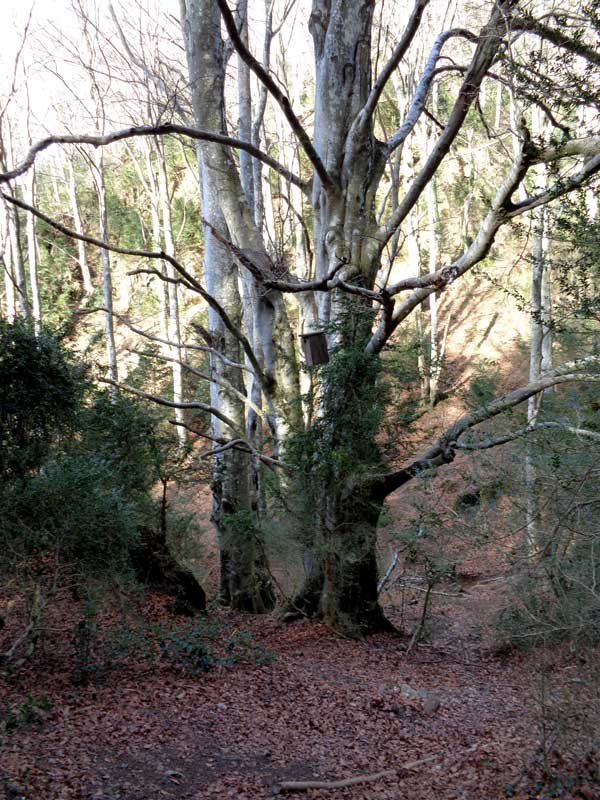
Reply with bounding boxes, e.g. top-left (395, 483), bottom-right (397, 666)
top-left (407, 580), bottom-right (433, 654)
top-left (274, 750), bottom-right (474, 793)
